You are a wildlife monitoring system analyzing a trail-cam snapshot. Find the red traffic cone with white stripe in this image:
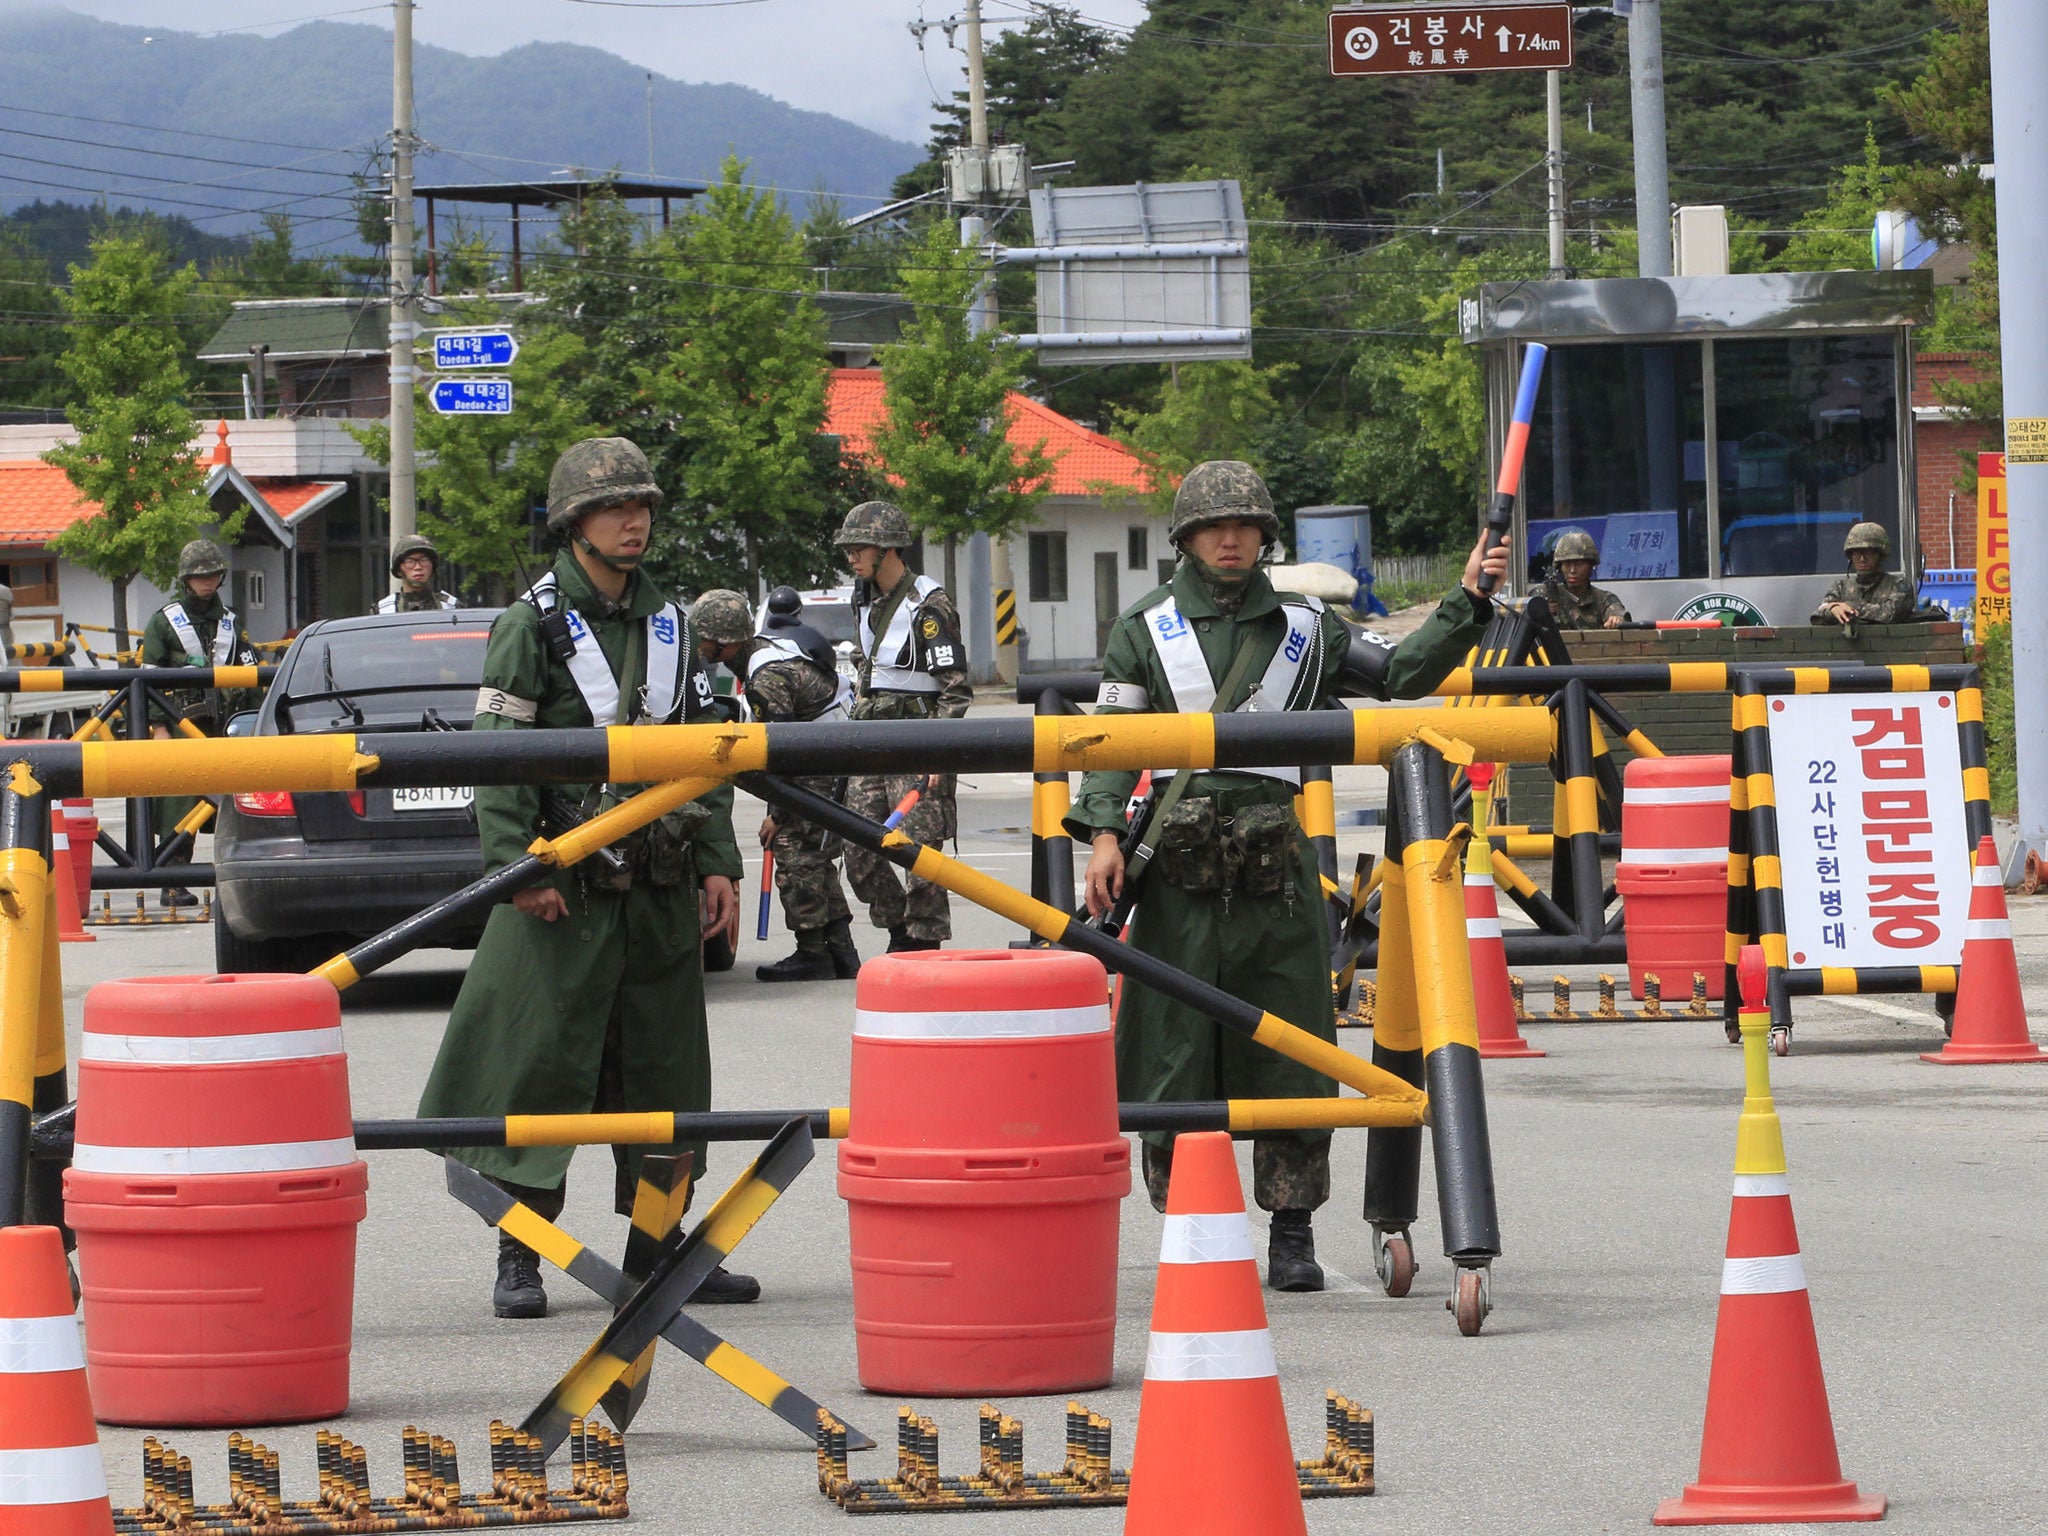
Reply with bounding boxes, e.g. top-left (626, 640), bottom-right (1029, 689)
top-left (1923, 835), bottom-right (2046, 1066)
top-left (1124, 1132), bottom-right (1305, 1536)
top-left (0, 1225), bottom-right (115, 1535)
top-left (1654, 947), bottom-right (1883, 1526)
top-left (1464, 765), bottom-right (1539, 1058)
top-left (47, 810), bottom-right (93, 945)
